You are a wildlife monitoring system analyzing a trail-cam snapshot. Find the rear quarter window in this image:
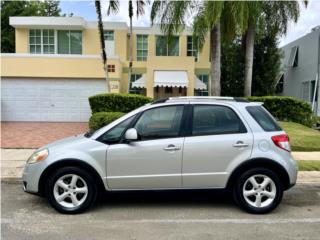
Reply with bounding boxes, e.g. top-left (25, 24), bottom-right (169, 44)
top-left (246, 106), bottom-right (282, 132)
